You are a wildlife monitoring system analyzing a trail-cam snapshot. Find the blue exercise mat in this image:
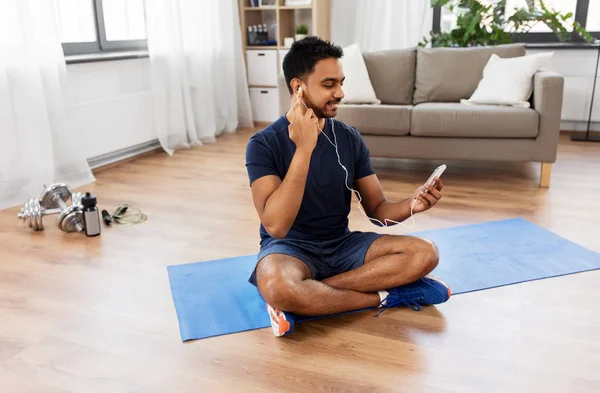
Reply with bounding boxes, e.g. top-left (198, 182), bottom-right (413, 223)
top-left (167, 218), bottom-right (600, 341)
